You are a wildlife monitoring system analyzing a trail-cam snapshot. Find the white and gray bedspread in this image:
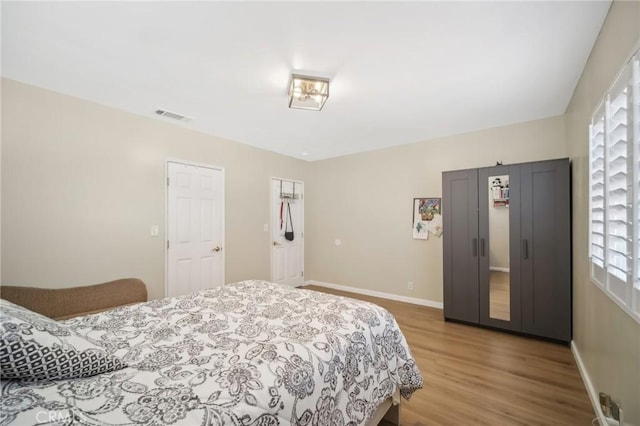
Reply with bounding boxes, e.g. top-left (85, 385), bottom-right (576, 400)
top-left (0, 280), bottom-right (423, 425)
